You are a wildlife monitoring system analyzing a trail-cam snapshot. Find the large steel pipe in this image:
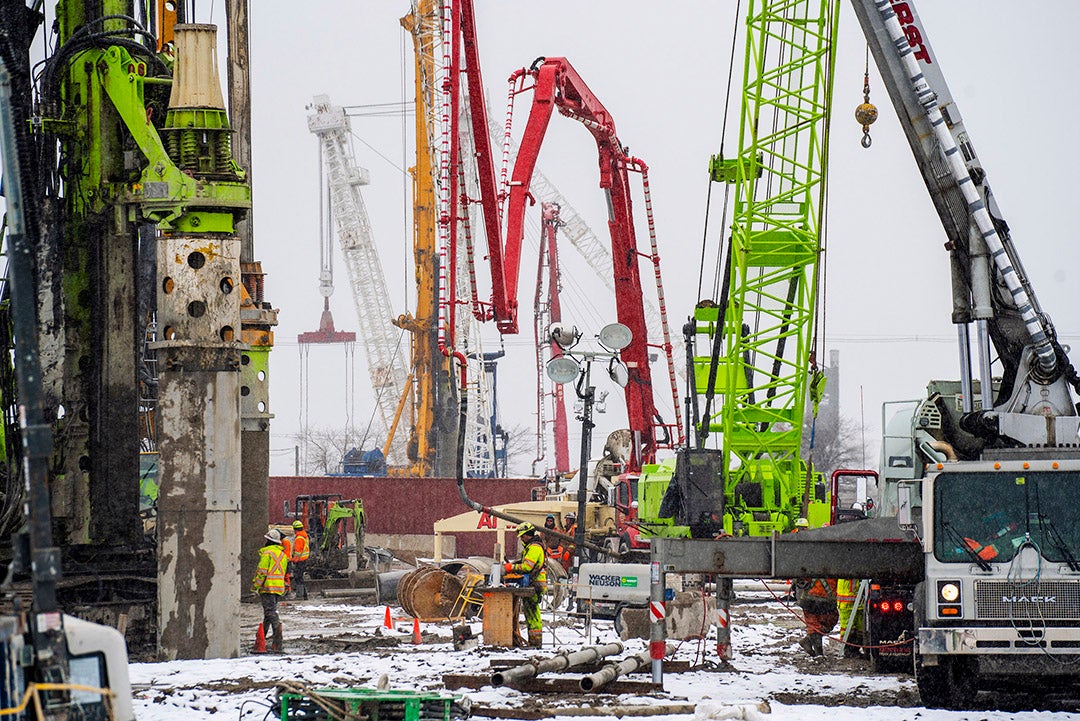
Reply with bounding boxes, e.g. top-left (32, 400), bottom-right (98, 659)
top-left (579, 650), bottom-right (651, 692)
top-left (491, 642), bottom-right (624, 687)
